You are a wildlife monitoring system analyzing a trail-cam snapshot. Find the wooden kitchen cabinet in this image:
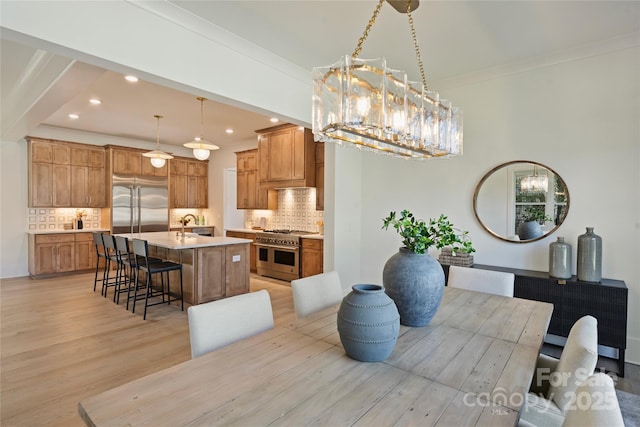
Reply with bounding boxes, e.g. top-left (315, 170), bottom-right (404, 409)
top-left (315, 141), bottom-right (324, 211)
top-left (236, 149), bottom-right (277, 210)
top-left (71, 166), bottom-right (105, 207)
top-left (256, 124), bottom-right (316, 189)
top-left (29, 231), bottom-right (108, 278)
top-left (29, 138), bottom-right (107, 208)
top-left (29, 234), bottom-right (76, 277)
top-left (75, 232), bottom-right (98, 271)
top-left (28, 138), bottom-right (72, 207)
top-left (301, 238), bottom-right (323, 278)
top-left (170, 156), bottom-right (208, 208)
top-left (111, 148), bottom-right (142, 175)
top-left (71, 146), bottom-right (104, 168)
top-left (170, 174), bottom-right (187, 208)
top-left (226, 230), bottom-right (257, 273)
top-left (141, 158), bottom-right (168, 177)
